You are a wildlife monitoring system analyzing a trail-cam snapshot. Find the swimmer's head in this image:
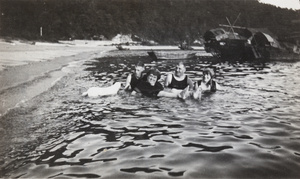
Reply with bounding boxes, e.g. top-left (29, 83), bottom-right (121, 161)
top-left (136, 61), bottom-right (145, 68)
top-left (146, 68), bottom-right (161, 86)
top-left (202, 68), bottom-right (214, 83)
top-left (175, 62), bottom-right (186, 77)
top-left (203, 68), bottom-right (214, 77)
top-left (134, 61), bottom-right (145, 77)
